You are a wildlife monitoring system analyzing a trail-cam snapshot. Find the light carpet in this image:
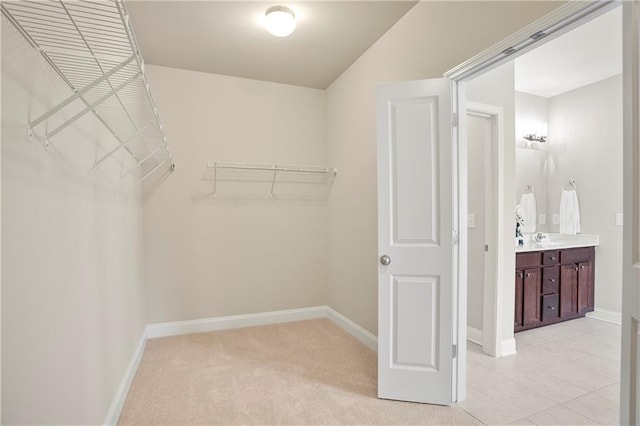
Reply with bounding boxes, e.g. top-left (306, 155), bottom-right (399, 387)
top-left (118, 318), bottom-right (480, 425)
